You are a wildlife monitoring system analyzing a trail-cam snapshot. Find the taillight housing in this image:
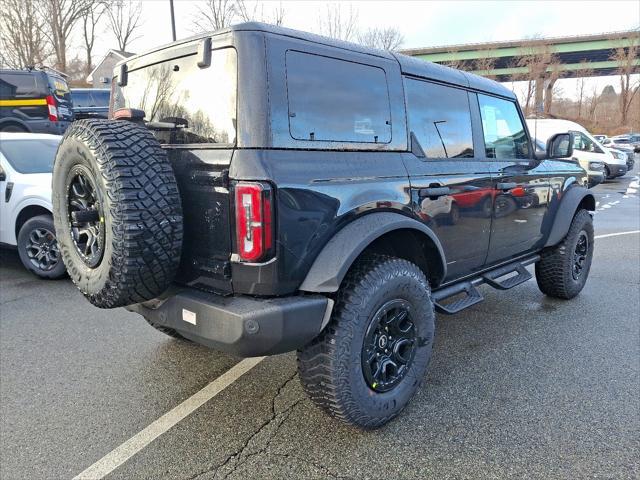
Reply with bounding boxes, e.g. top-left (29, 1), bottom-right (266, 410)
top-left (45, 95), bottom-right (58, 122)
top-left (234, 182), bottom-right (274, 262)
